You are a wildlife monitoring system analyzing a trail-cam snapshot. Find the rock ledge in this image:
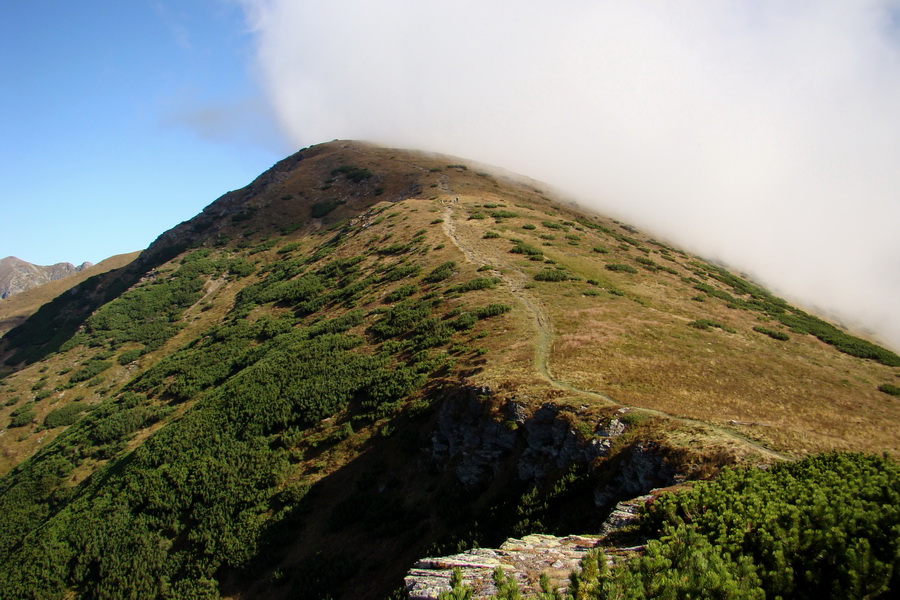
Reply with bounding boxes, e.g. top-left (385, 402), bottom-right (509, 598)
top-left (405, 494), bottom-right (652, 599)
